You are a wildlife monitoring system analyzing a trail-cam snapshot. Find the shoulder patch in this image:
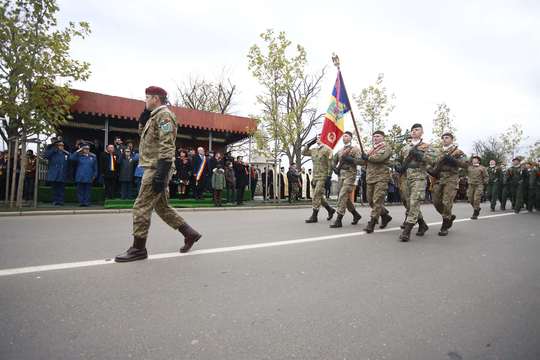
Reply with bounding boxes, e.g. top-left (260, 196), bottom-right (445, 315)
top-left (159, 119), bottom-right (173, 134)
